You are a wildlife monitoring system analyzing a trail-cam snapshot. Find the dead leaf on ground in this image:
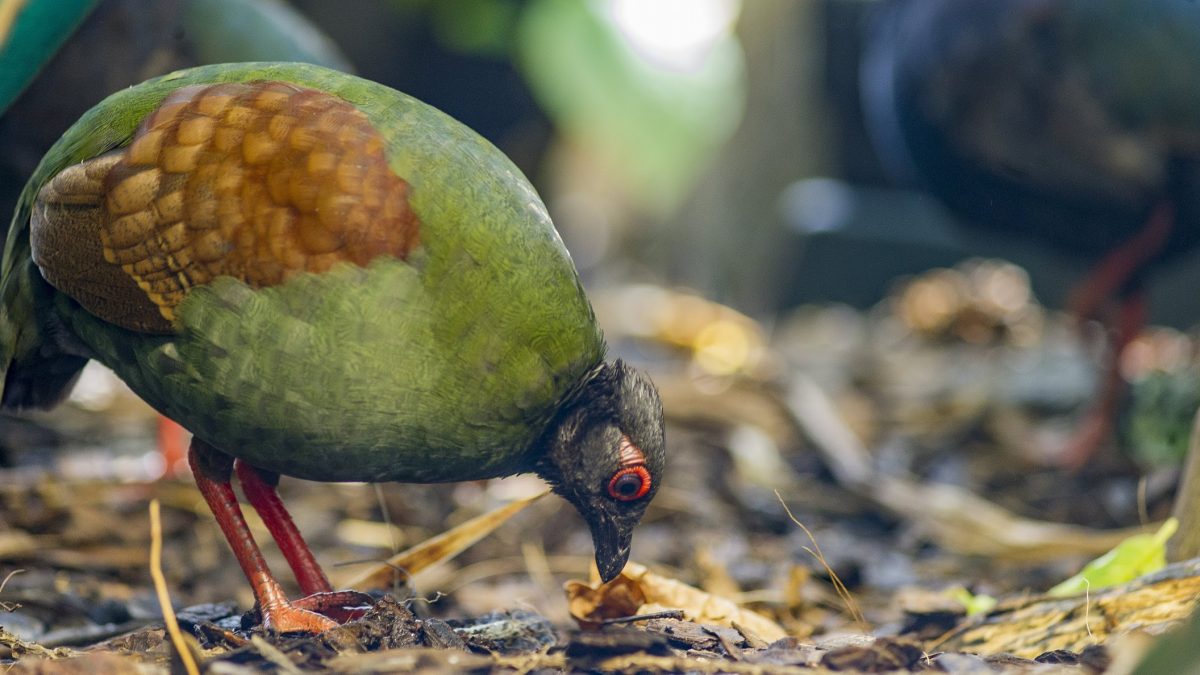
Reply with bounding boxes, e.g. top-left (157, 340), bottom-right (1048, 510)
top-left (565, 561), bottom-right (788, 643)
top-left (337, 490), bottom-right (549, 591)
